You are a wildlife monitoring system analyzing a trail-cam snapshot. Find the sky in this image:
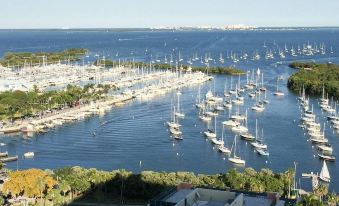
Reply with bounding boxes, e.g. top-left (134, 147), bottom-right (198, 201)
top-left (0, 0), bottom-right (338, 29)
